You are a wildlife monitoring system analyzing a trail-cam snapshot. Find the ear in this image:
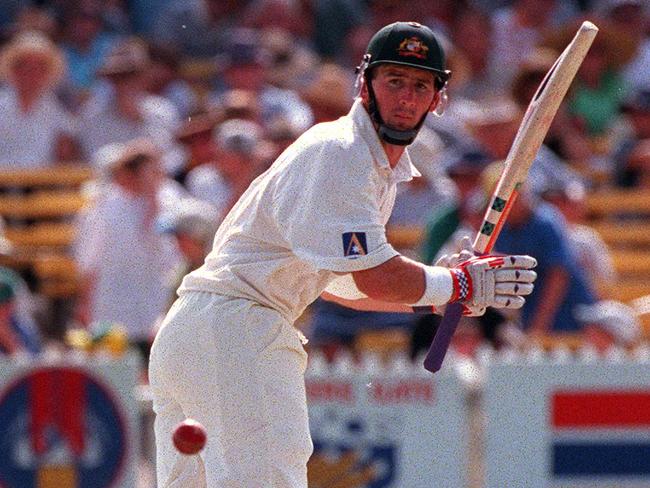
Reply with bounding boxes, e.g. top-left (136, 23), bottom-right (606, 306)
top-left (359, 76), bottom-right (370, 103)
